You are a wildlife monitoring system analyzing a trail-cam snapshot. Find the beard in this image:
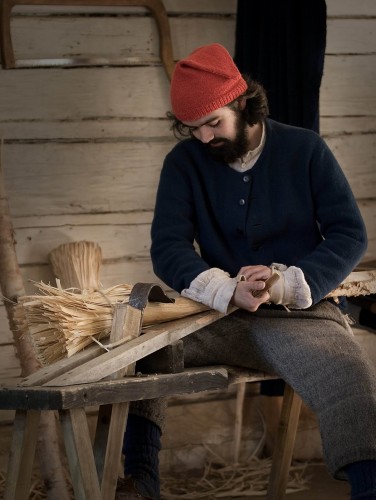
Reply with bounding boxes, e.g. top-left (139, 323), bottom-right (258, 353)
top-left (205, 112), bottom-right (250, 164)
